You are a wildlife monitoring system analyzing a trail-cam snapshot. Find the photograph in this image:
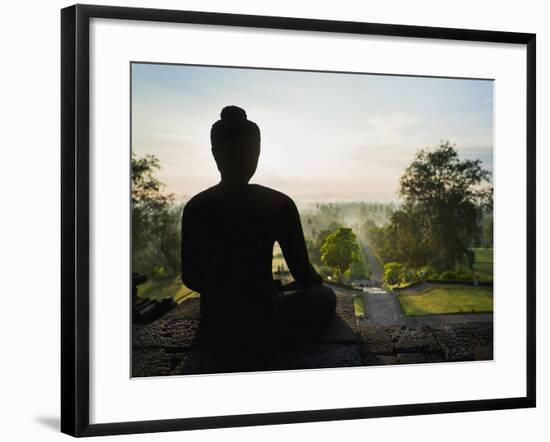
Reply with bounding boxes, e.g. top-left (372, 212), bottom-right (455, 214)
top-left (0, 0), bottom-right (543, 439)
top-left (130, 63), bottom-right (495, 377)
